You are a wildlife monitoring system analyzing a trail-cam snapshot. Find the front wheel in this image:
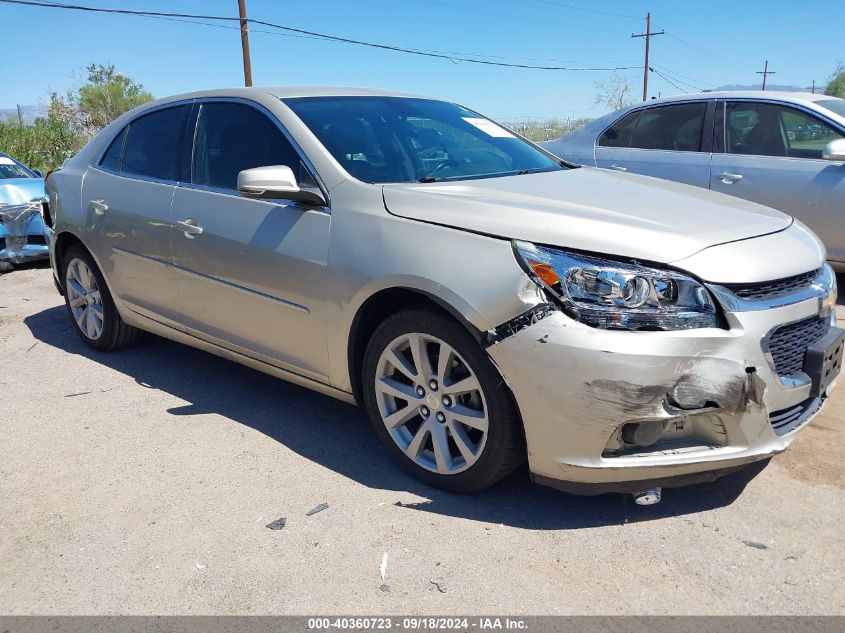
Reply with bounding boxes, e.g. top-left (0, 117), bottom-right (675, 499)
top-left (362, 308), bottom-right (524, 492)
